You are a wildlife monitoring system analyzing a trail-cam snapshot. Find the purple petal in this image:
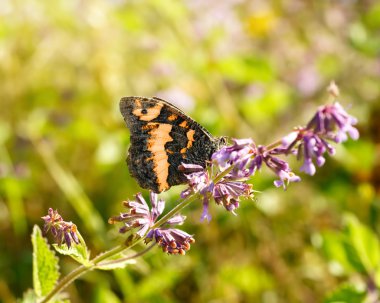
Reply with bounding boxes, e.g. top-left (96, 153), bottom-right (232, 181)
top-left (180, 188), bottom-right (192, 198)
top-left (179, 162), bottom-right (204, 172)
top-left (135, 193), bottom-right (149, 210)
top-left (150, 191), bottom-right (158, 208)
top-left (167, 214), bottom-right (186, 225)
top-left (64, 232), bottom-right (72, 248)
top-left (274, 179), bottom-right (284, 188)
top-left (70, 231), bottom-right (79, 245)
top-left (316, 155), bottom-right (325, 167)
top-left (282, 132), bottom-right (298, 148)
top-left (200, 196), bottom-right (211, 222)
top-left (347, 125), bottom-right (359, 140)
top-left (136, 224), bottom-right (150, 238)
top-left (300, 158), bottom-right (316, 175)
